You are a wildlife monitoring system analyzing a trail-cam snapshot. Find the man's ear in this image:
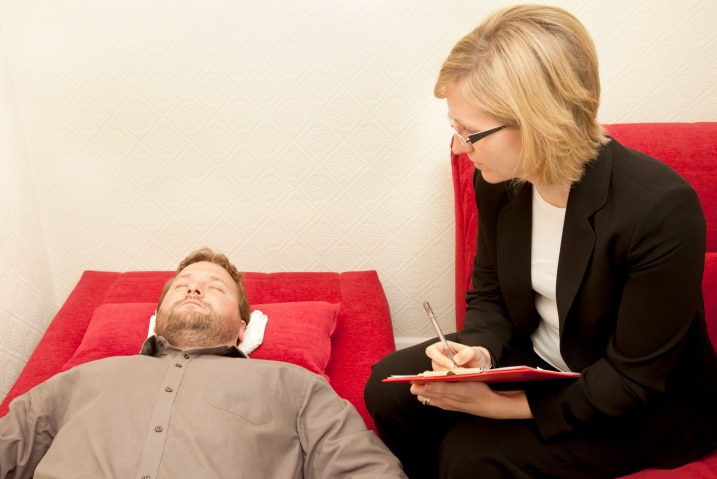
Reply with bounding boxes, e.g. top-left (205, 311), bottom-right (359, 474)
top-left (237, 320), bottom-right (247, 343)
